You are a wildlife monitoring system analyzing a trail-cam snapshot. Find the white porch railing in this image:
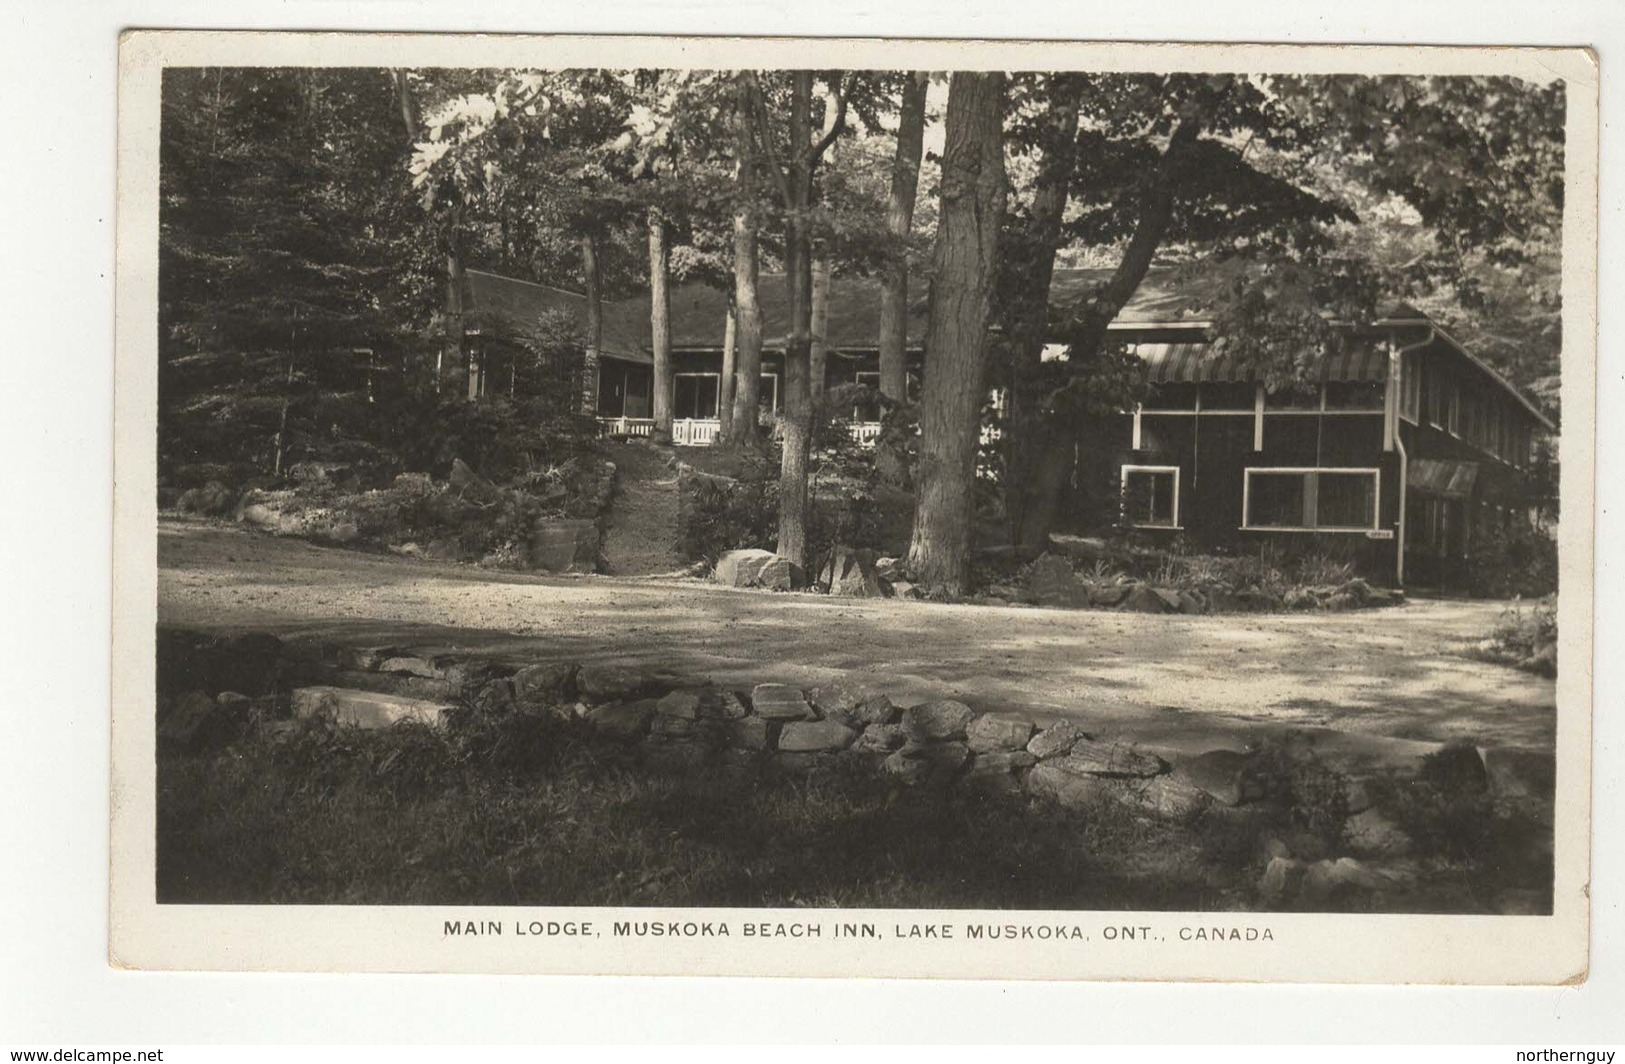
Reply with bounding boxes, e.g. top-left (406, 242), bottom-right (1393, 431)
top-left (598, 417), bottom-right (885, 448)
